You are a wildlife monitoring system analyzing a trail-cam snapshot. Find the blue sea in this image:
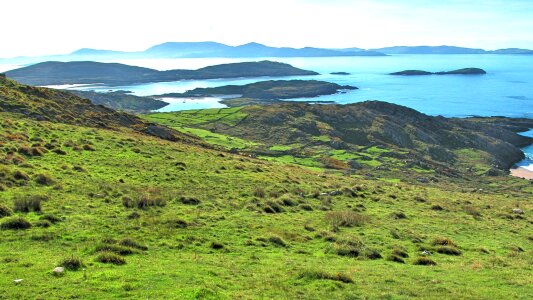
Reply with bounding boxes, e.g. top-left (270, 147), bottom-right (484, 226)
top-left (1, 54), bottom-right (532, 169)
